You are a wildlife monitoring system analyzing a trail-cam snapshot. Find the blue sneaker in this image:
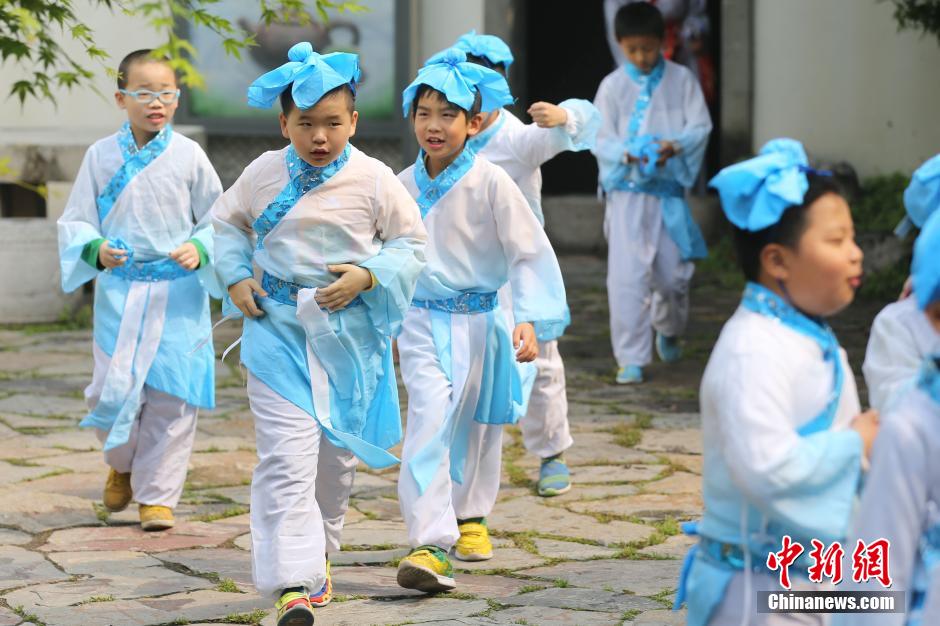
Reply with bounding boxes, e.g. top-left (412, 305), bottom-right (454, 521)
top-left (538, 457), bottom-right (571, 496)
top-left (655, 332), bottom-right (682, 363)
top-left (616, 365), bottom-right (643, 384)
